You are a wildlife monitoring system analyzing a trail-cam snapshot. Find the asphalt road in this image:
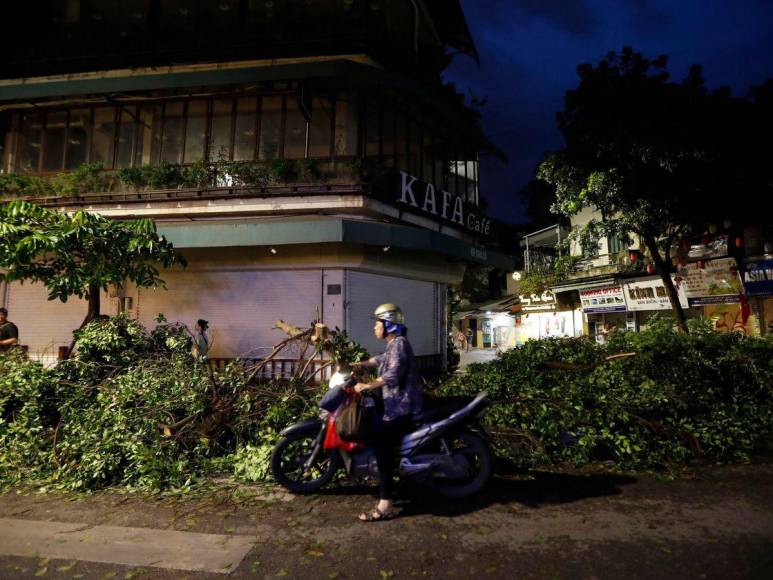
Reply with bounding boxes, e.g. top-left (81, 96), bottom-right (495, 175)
top-left (1, 459), bottom-right (772, 579)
